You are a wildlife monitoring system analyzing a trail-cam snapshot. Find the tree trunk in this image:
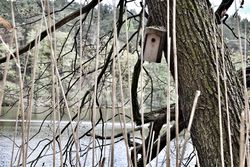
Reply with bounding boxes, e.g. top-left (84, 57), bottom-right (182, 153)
top-left (146, 0), bottom-right (243, 166)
